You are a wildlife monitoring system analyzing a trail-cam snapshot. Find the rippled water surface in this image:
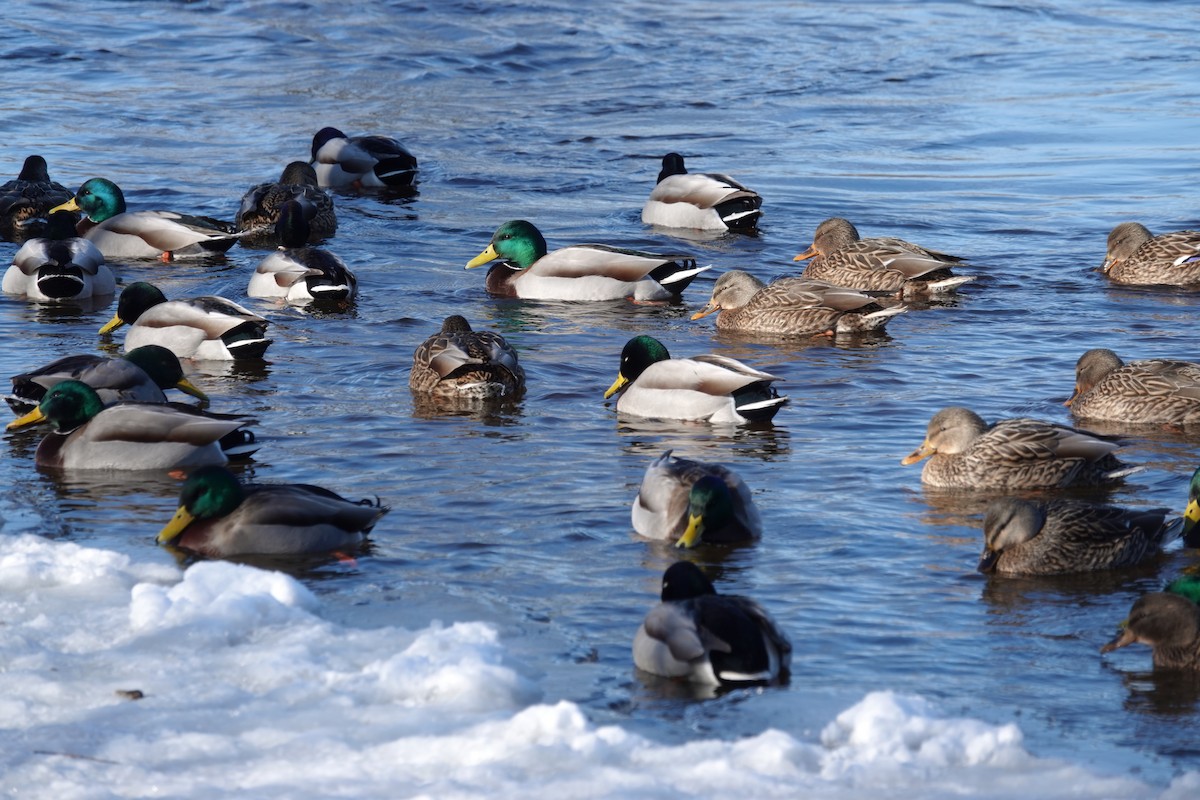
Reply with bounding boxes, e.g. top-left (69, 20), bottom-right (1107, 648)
top-left (3, 0), bottom-right (1200, 786)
